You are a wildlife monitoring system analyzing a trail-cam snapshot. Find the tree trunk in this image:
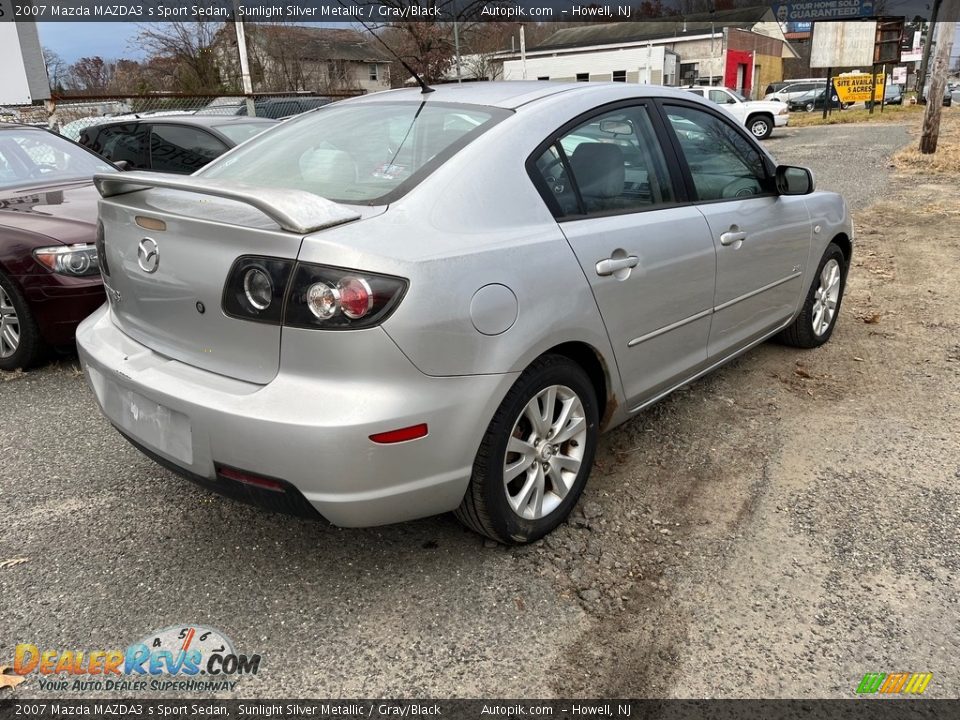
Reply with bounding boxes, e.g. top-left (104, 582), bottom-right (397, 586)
top-left (919, 17), bottom-right (957, 154)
